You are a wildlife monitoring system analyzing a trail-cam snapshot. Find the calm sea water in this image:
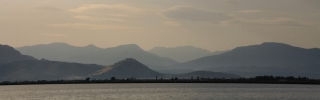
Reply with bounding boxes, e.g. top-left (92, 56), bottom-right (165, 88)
top-left (0, 83), bottom-right (319, 100)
